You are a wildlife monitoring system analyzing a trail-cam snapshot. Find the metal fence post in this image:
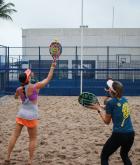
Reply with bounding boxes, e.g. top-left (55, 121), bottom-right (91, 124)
top-left (7, 47), bottom-right (10, 89)
top-left (107, 46), bottom-right (109, 78)
top-left (39, 46), bottom-right (41, 81)
top-left (19, 55), bottom-right (21, 70)
top-left (117, 55), bottom-right (120, 80)
top-left (75, 46), bottom-right (78, 80)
